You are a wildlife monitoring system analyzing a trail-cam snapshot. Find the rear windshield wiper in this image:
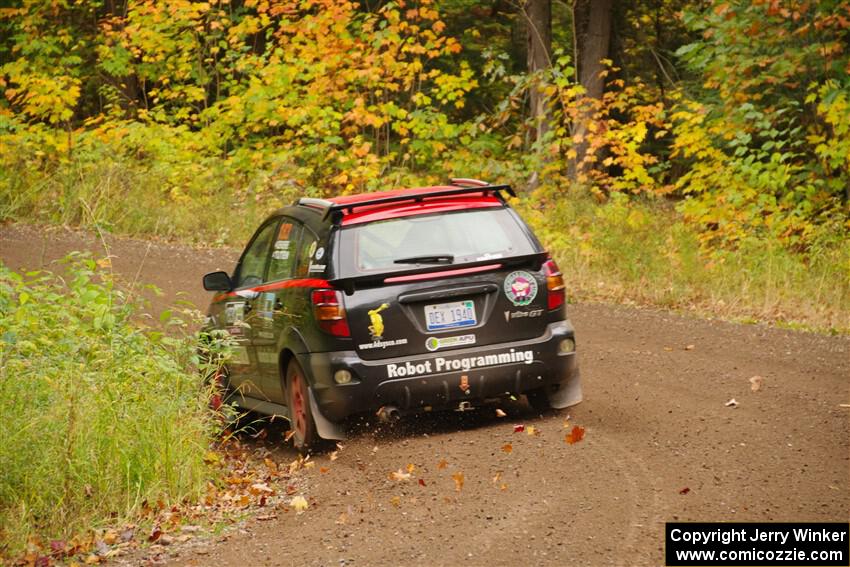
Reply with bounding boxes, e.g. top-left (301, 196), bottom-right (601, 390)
top-left (393, 254), bottom-right (455, 265)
